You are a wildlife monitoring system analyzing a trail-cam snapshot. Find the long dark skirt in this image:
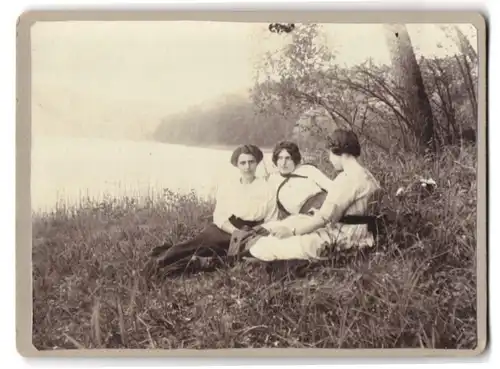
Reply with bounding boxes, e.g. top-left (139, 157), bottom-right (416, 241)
top-left (150, 216), bottom-right (260, 272)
